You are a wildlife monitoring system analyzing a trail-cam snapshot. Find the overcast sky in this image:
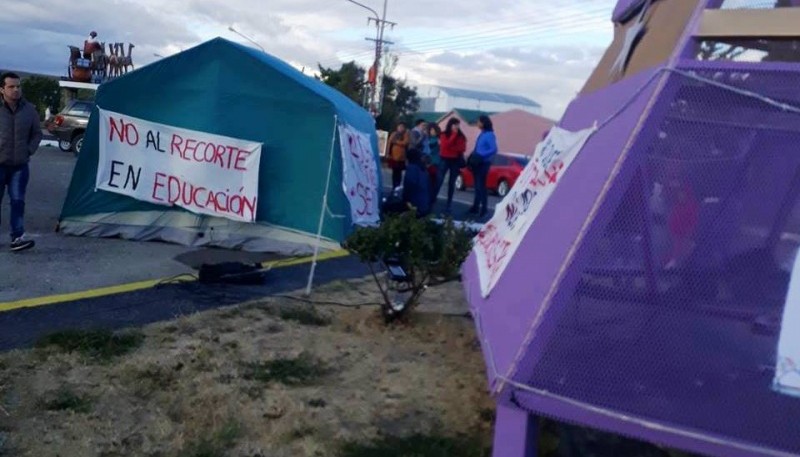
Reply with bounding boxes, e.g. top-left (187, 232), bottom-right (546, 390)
top-left (4, 1), bottom-right (622, 119)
